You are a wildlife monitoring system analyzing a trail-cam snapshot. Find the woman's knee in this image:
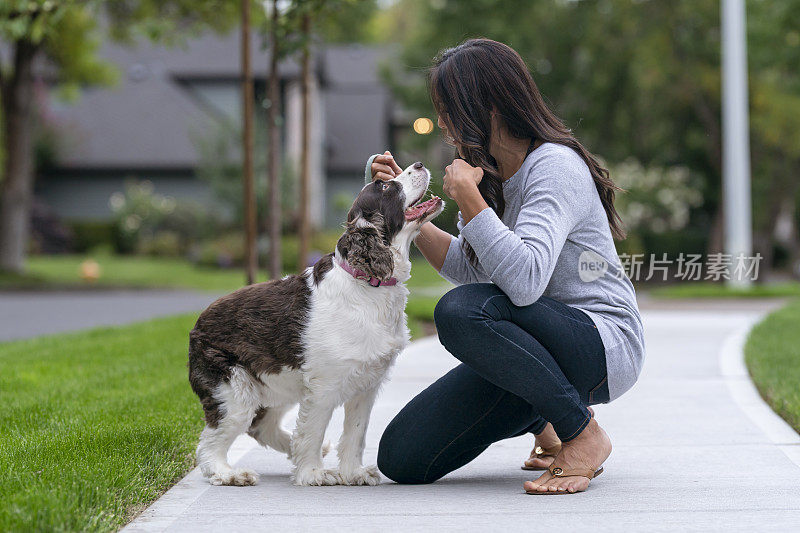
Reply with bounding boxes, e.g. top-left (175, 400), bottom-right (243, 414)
top-left (377, 420), bottom-right (432, 484)
top-left (434, 284), bottom-right (498, 344)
